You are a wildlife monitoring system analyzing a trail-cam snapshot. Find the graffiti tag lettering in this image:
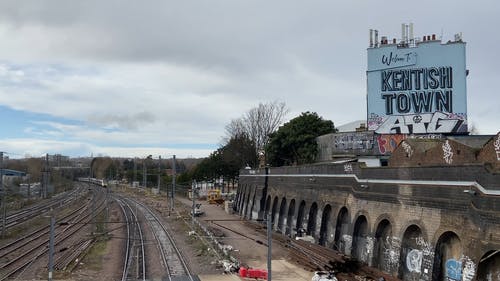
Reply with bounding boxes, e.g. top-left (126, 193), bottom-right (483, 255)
top-left (461, 256), bottom-right (476, 281)
top-left (402, 142), bottom-right (413, 157)
top-left (344, 163), bottom-right (353, 173)
top-left (443, 140), bottom-right (454, 164)
top-left (380, 51), bottom-right (417, 68)
top-left (375, 112), bottom-right (464, 134)
top-left (494, 135), bottom-right (500, 161)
